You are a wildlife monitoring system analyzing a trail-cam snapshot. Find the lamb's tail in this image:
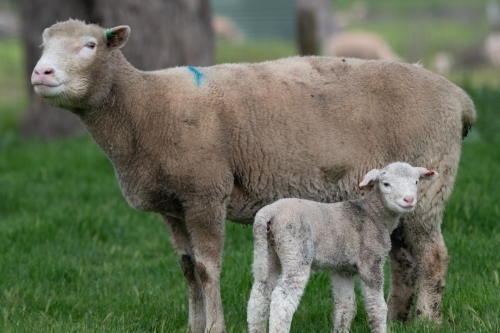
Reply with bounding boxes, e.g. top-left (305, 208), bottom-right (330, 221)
top-left (252, 209), bottom-right (273, 282)
top-left (459, 89), bottom-right (477, 139)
